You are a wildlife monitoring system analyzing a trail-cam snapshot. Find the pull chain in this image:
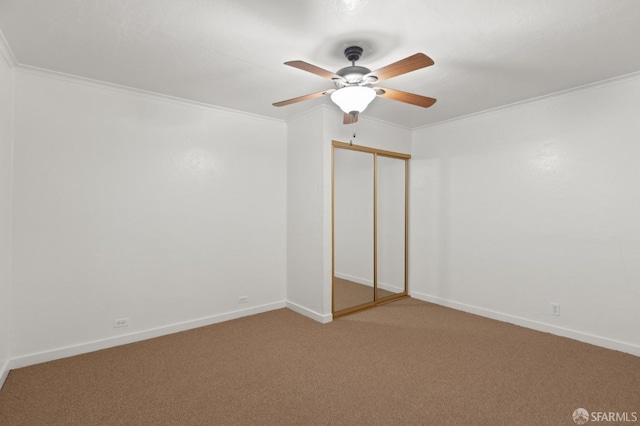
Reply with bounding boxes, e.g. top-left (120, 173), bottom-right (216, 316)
top-left (350, 122), bottom-right (356, 146)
